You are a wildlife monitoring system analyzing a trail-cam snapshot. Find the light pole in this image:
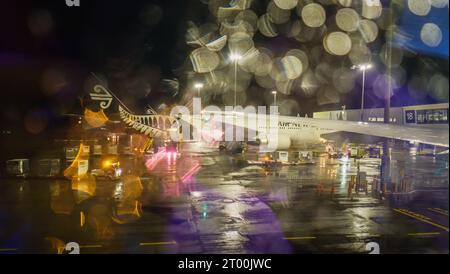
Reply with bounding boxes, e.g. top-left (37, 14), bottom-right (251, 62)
top-left (272, 90), bottom-right (277, 106)
top-left (229, 53), bottom-right (242, 107)
top-left (194, 83), bottom-right (203, 97)
top-left (352, 63), bottom-right (372, 121)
